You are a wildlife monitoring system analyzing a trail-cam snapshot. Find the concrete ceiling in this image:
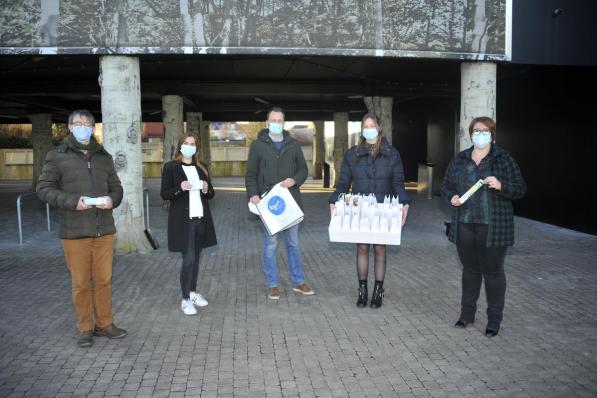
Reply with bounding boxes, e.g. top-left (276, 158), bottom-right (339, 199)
top-left (0, 54), bottom-right (463, 123)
